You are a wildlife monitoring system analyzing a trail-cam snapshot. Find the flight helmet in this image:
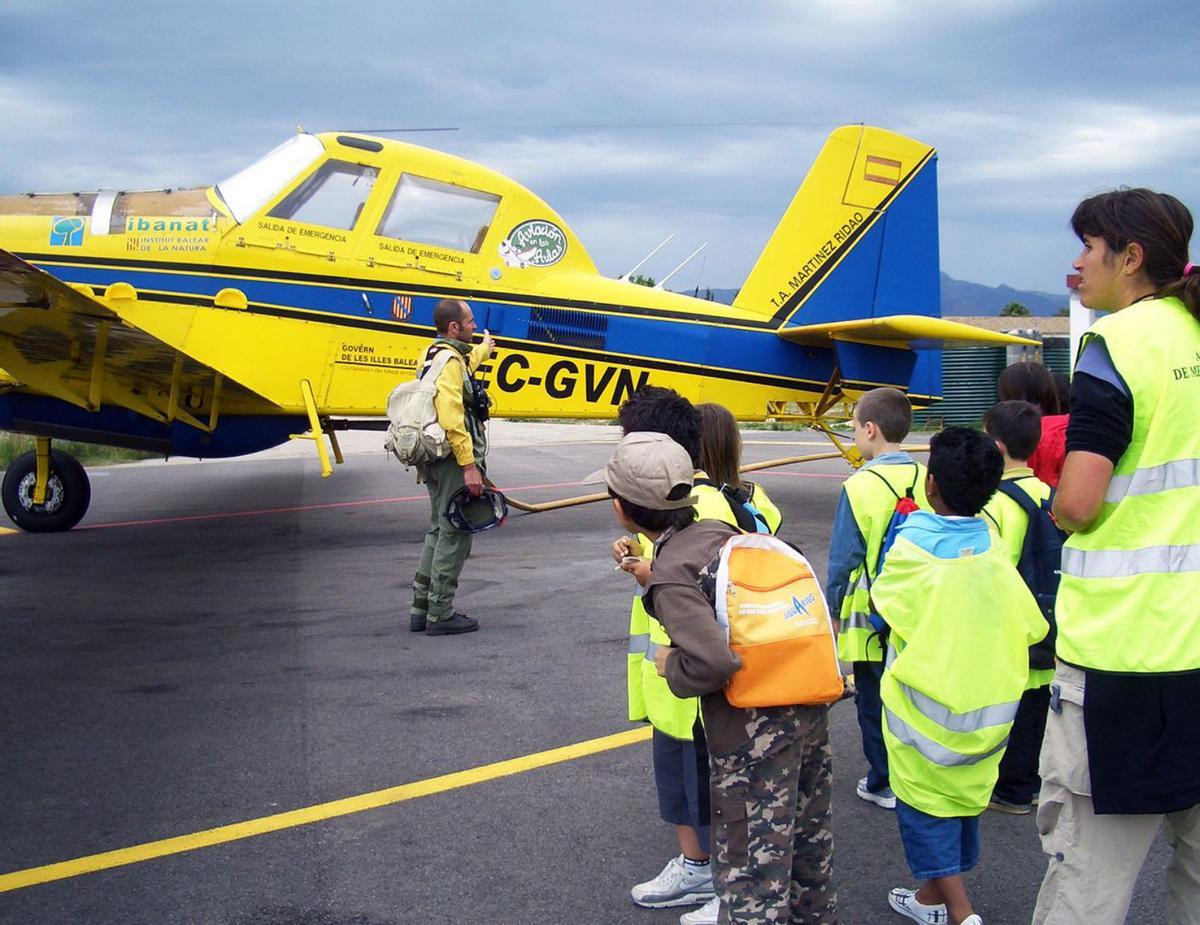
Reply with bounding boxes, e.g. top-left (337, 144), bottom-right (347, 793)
top-left (446, 486), bottom-right (508, 533)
